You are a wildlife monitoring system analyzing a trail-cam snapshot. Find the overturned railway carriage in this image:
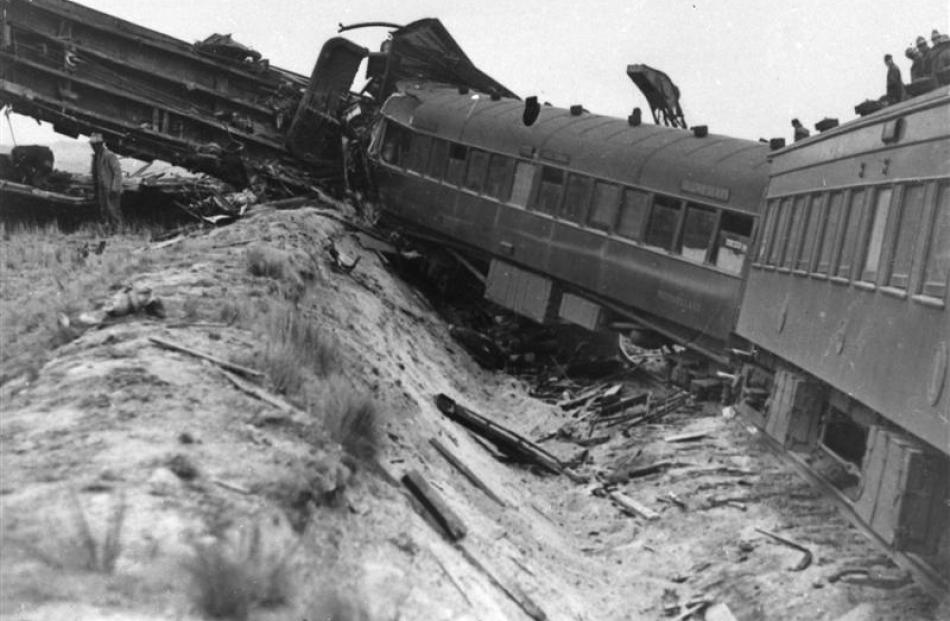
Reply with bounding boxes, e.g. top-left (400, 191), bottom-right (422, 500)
top-left (738, 86), bottom-right (950, 579)
top-left (370, 83), bottom-right (769, 361)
